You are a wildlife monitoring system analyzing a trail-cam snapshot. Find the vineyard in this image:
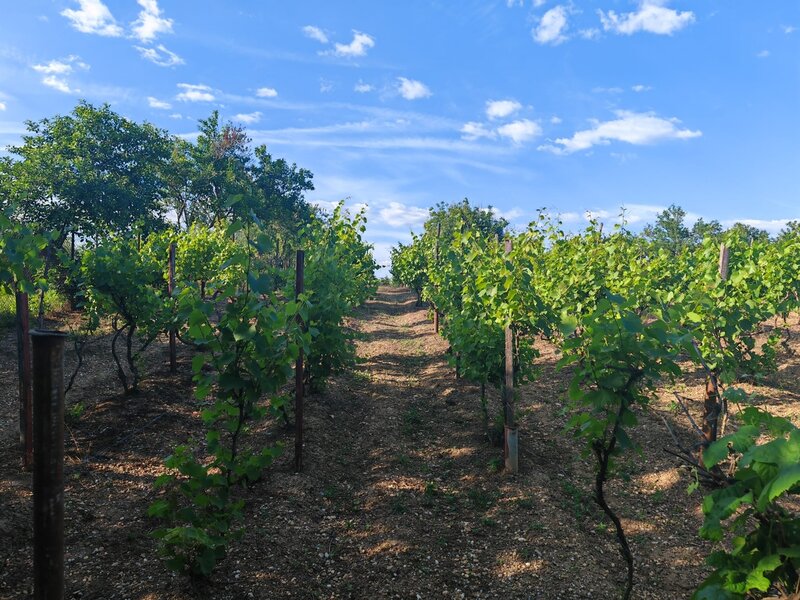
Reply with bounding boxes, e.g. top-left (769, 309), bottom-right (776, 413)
top-left (1, 103), bottom-right (800, 600)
